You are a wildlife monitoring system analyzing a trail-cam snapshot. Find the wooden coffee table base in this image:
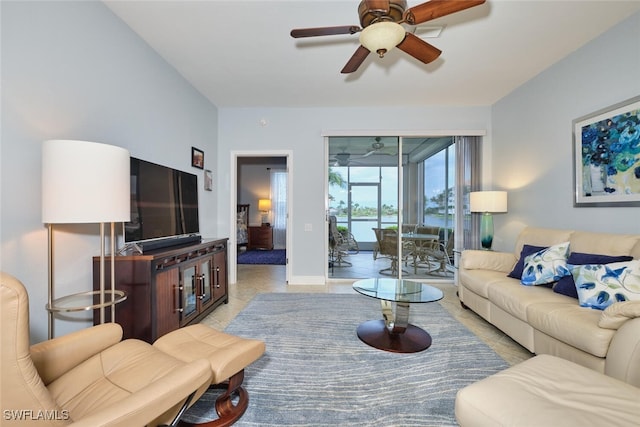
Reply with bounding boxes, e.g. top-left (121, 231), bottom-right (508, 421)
top-left (356, 319), bottom-right (432, 353)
